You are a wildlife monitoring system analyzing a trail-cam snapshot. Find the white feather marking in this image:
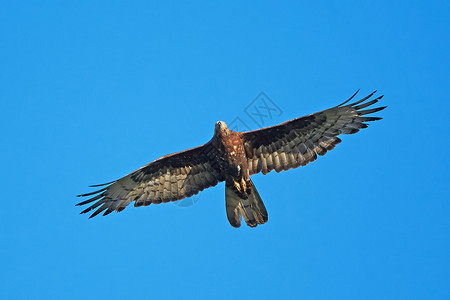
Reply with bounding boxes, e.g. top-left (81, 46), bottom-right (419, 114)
top-left (279, 152), bottom-right (287, 166)
top-left (266, 153), bottom-right (273, 169)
